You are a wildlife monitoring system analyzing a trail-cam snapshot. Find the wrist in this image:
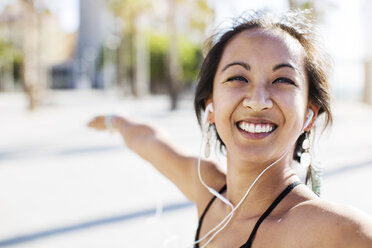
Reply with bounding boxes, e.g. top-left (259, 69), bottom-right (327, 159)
top-left (105, 115), bottom-right (120, 130)
top-left (111, 115), bottom-right (121, 129)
